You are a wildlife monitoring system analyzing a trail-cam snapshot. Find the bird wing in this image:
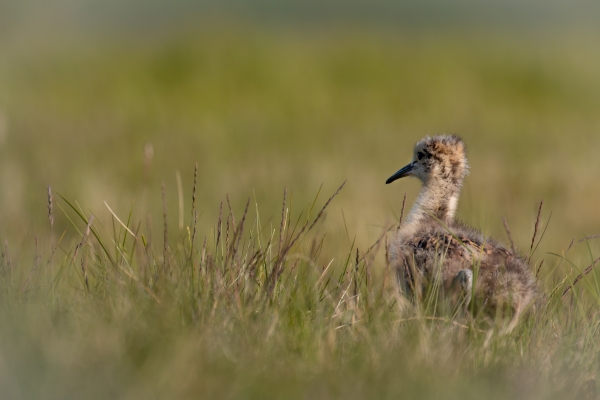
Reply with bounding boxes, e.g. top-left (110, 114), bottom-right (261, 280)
top-left (405, 230), bottom-right (513, 263)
